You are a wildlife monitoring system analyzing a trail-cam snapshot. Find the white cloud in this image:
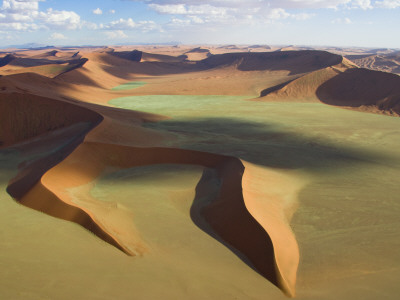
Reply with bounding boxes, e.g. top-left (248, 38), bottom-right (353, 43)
top-left (50, 32), bottom-right (67, 40)
top-left (170, 17), bottom-right (190, 26)
top-left (138, 0), bottom-right (354, 10)
top-left (109, 9), bottom-right (116, 14)
top-left (138, 0), bottom-right (400, 12)
top-left (266, 8), bottom-right (290, 20)
top-left (93, 8), bottom-right (102, 15)
top-left (0, 21), bottom-right (39, 30)
top-left (39, 8), bottom-right (81, 30)
top-left (105, 30), bottom-right (127, 39)
top-left (0, 1), bottom-right (83, 31)
top-left (351, 0), bottom-right (373, 9)
top-left (291, 13), bottom-right (315, 20)
top-left (102, 18), bottom-right (160, 32)
top-left (83, 21), bottom-right (98, 30)
top-left (344, 17), bottom-right (353, 24)
top-left (189, 15), bottom-right (204, 24)
top-left (105, 18), bottom-right (137, 29)
top-left (1, 0), bottom-right (40, 13)
top-left (0, 0), bottom-right (40, 26)
top-left (0, 29), bottom-right (15, 39)
top-left (331, 17), bottom-right (353, 24)
top-left (375, 0), bottom-right (400, 8)
top-left (146, 1), bottom-right (330, 27)
top-left (263, 8), bottom-right (314, 23)
top-left (149, 3), bottom-right (233, 15)
top-left (149, 4), bottom-right (187, 14)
